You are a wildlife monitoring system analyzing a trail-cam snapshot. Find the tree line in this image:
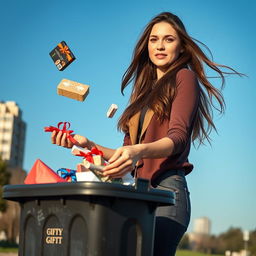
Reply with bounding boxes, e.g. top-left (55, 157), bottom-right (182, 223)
top-left (179, 228), bottom-right (256, 255)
